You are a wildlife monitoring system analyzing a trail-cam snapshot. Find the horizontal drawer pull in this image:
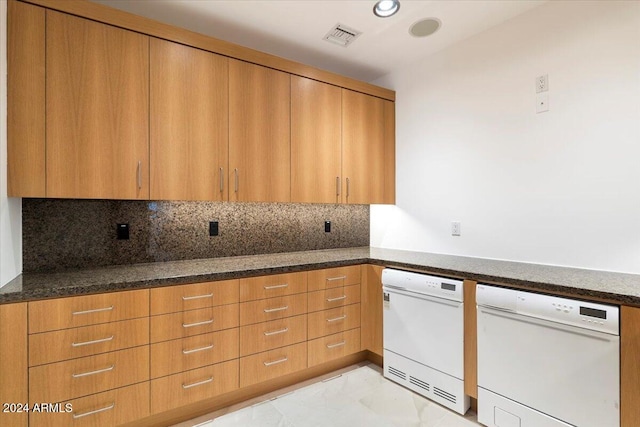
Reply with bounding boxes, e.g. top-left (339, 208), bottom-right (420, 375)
top-left (264, 327), bottom-right (289, 336)
top-left (263, 306), bottom-right (288, 313)
top-left (182, 319), bottom-right (214, 328)
top-left (182, 293), bottom-right (214, 301)
top-left (327, 315), bottom-right (347, 323)
top-left (326, 276), bottom-right (347, 282)
top-left (71, 335), bottom-right (115, 347)
top-left (264, 283), bottom-right (288, 290)
top-left (72, 306), bottom-right (114, 316)
top-left (326, 295), bottom-right (347, 302)
top-left (182, 344), bottom-right (214, 355)
top-left (182, 376), bottom-right (214, 389)
top-left (263, 357), bottom-right (288, 367)
top-left (326, 341), bottom-right (346, 349)
top-left (72, 402), bottom-right (115, 419)
top-left (71, 365), bottom-right (114, 378)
